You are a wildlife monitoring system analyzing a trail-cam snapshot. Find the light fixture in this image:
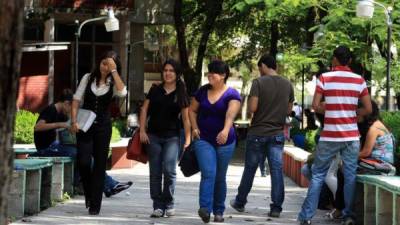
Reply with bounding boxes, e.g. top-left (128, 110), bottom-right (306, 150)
top-left (356, 0), bottom-right (375, 18)
top-left (74, 8), bottom-right (120, 88)
top-left (104, 8), bottom-right (119, 32)
top-left (356, 0), bottom-right (393, 110)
